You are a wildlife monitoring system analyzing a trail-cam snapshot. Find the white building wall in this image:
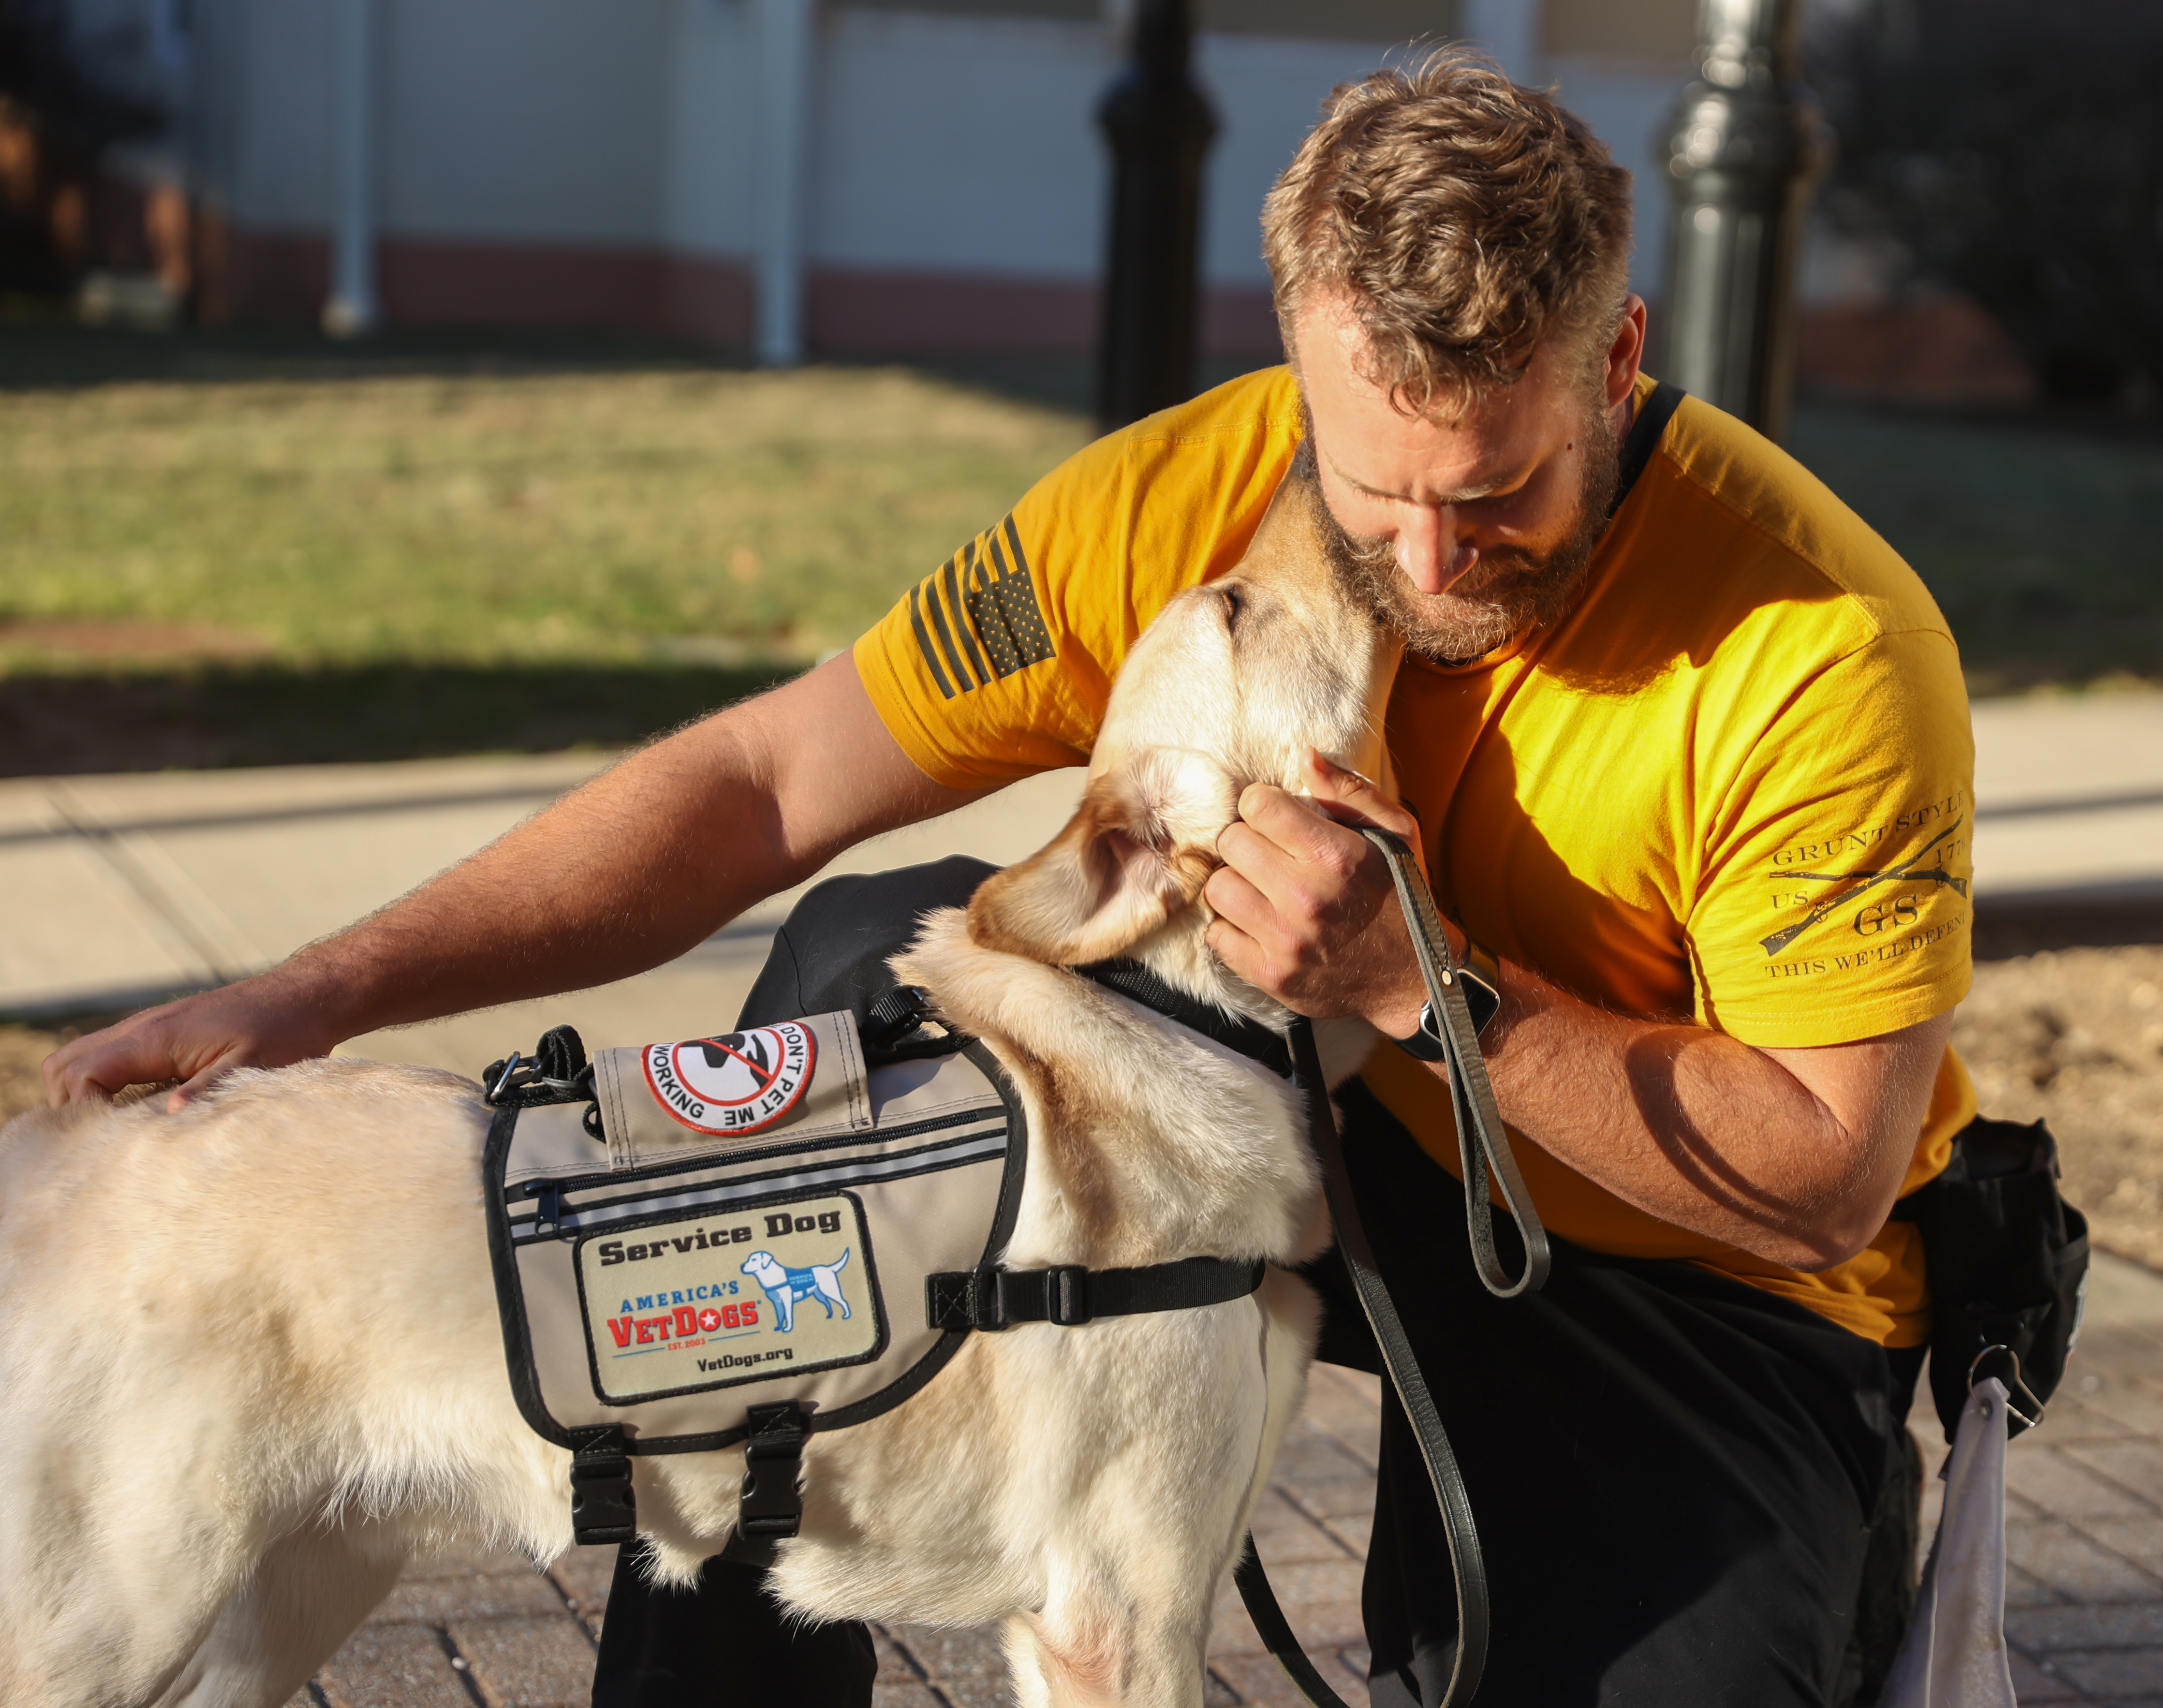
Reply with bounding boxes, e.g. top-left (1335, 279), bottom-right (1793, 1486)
top-left (1194, 30), bottom-right (1418, 289)
top-left (662, 0), bottom-right (760, 258)
top-left (199, 0), bottom-right (339, 229)
top-left (375, 0), bottom-right (672, 246)
top-left (806, 8), bottom-right (1111, 279)
top-left (160, 0), bottom-right (1701, 342)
